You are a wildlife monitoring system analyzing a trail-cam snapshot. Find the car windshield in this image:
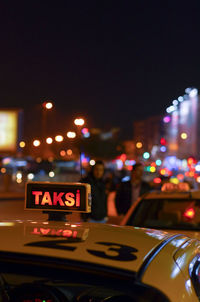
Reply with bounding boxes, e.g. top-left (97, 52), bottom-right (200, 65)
top-left (128, 198), bottom-right (200, 230)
